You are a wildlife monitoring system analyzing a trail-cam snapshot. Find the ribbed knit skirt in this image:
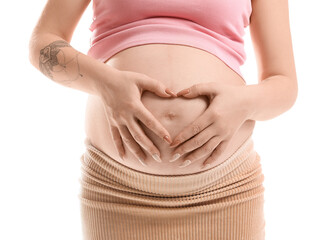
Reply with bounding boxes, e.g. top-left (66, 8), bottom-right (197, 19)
top-left (78, 135), bottom-right (265, 240)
